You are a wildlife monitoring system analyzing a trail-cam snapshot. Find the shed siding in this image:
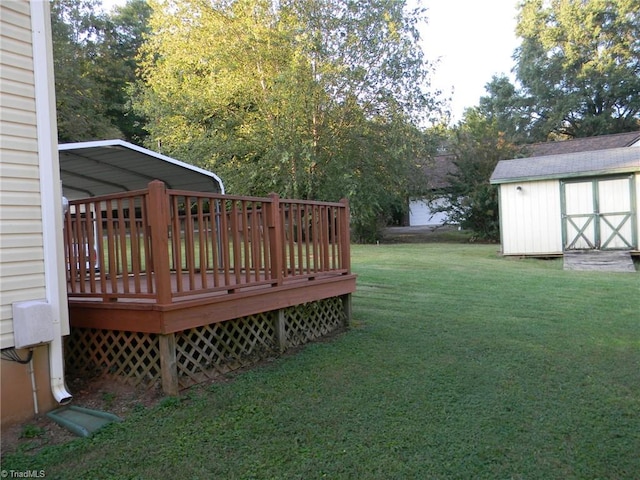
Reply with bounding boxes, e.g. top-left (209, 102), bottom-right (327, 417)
top-left (598, 177), bottom-right (634, 249)
top-left (0, 1), bottom-right (46, 349)
top-left (563, 180), bottom-right (596, 249)
top-left (499, 180), bottom-right (562, 255)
